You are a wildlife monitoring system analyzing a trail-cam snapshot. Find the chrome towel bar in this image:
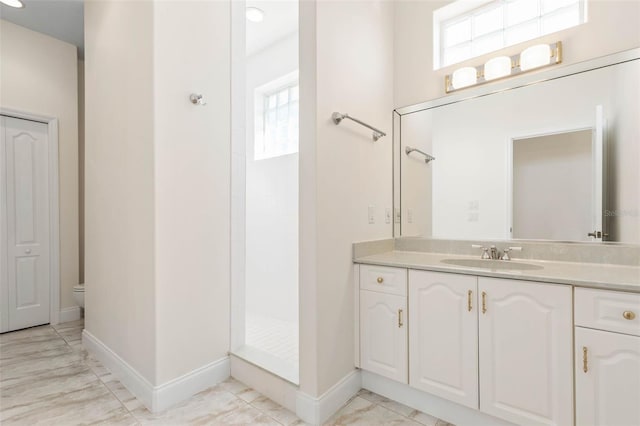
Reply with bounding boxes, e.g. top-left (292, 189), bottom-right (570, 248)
top-left (332, 112), bottom-right (386, 141)
top-left (406, 146), bottom-right (435, 163)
